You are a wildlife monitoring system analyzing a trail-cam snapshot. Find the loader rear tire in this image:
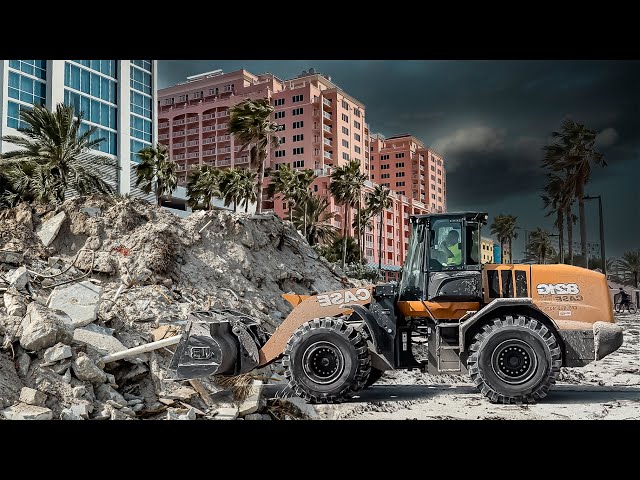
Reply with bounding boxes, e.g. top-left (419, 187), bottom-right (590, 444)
top-left (467, 315), bottom-right (562, 404)
top-left (283, 317), bottom-right (371, 404)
